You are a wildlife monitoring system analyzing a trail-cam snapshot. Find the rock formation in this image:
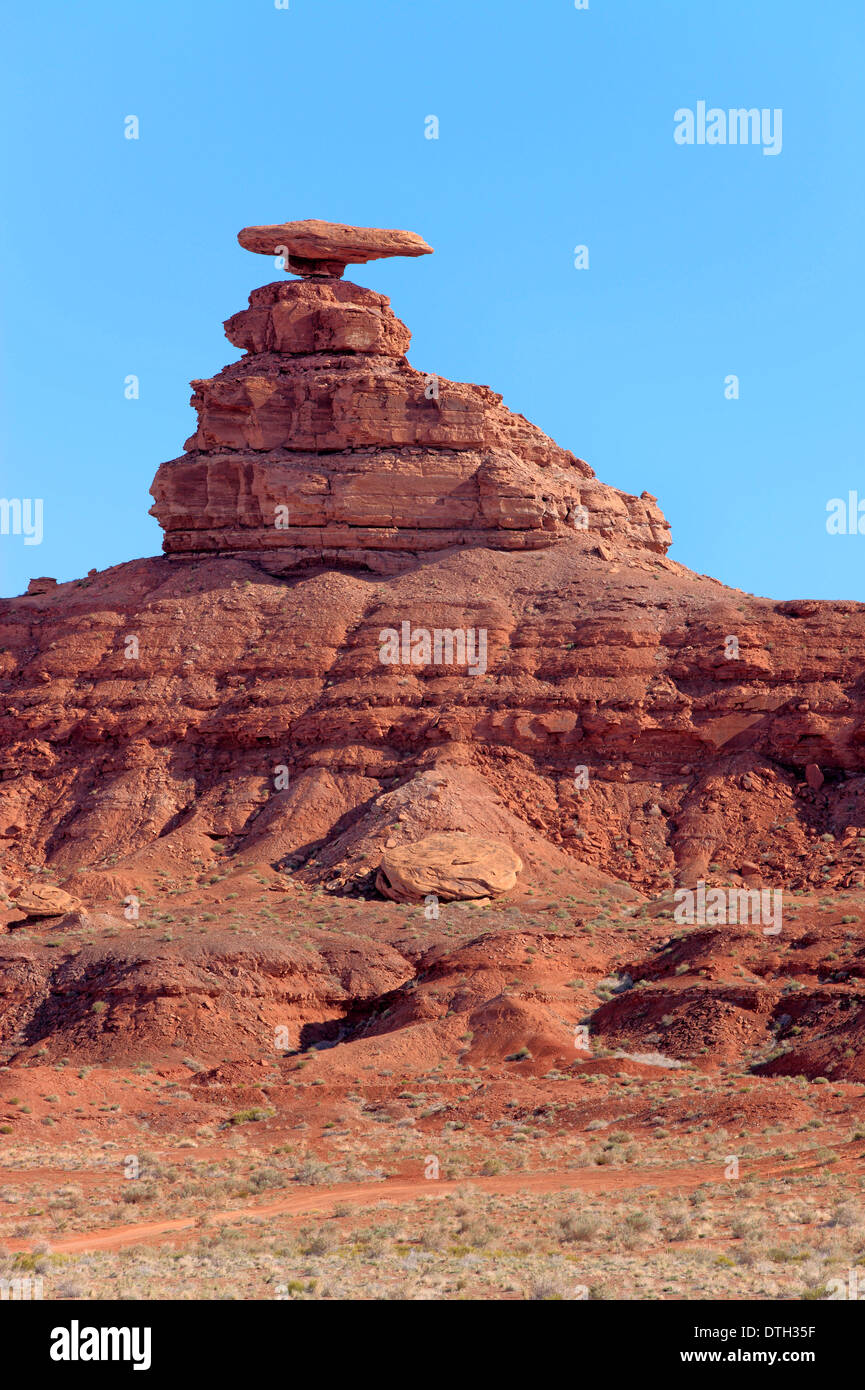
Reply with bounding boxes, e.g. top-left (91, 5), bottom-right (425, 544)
top-left (150, 221), bottom-right (670, 571)
top-left (236, 217), bottom-right (434, 279)
top-left (9, 882), bottom-right (79, 923)
top-left (1, 220), bottom-right (865, 913)
top-left (376, 831), bottom-right (522, 903)
top-left (1, 218), bottom-right (865, 1104)
top-left (6, 209), bottom-right (865, 1292)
